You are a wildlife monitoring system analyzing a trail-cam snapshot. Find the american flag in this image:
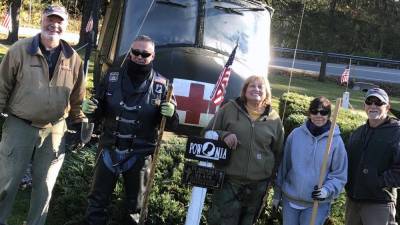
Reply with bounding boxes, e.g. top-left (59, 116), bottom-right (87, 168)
top-left (210, 43), bottom-right (238, 105)
top-left (340, 68), bottom-right (350, 85)
top-left (85, 15), bottom-right (93, 33)
top-left (1, 6), bottom-right (12, 32)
